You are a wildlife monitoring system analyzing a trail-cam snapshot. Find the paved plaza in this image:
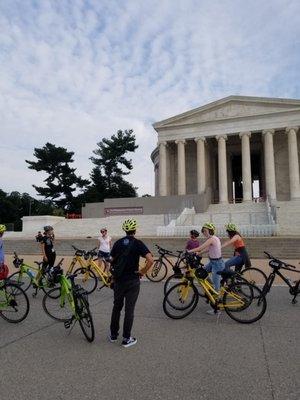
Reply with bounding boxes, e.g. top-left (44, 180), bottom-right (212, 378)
top-left (0, 281), bottom-right (299, 400)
